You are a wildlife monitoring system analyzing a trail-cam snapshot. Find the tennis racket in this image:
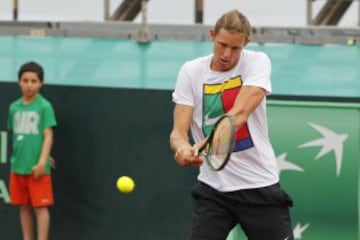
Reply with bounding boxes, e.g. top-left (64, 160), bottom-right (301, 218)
top-left (197, 114), bottom-right (236, 171)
